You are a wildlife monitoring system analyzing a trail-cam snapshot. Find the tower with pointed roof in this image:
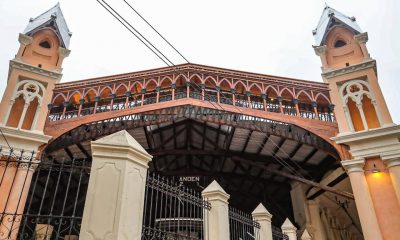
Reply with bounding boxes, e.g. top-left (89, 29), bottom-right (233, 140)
top-left (0, 3), bottom-right (71, 150)
top-left (313, 5), bottom-right (400, 240)
top-left (0, 5), bottom-right (71, 237)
